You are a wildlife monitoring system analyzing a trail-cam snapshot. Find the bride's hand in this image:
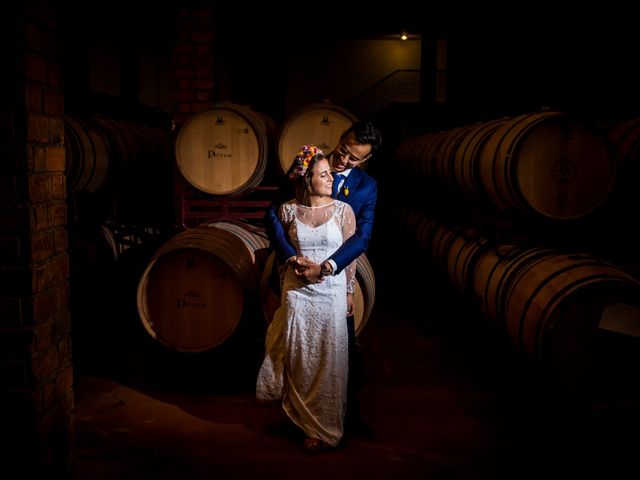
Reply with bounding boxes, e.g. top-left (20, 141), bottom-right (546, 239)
top-left (346, 292), bottom-right (354, 316)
